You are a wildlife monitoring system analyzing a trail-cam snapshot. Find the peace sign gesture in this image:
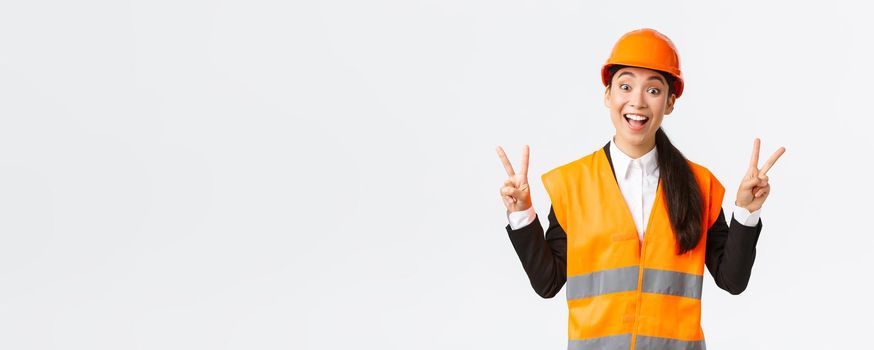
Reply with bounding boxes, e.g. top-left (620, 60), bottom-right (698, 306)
top-left (496, 145), bottom-right (533, 212)
top-left (736, 138), bottom-right (786, 212)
